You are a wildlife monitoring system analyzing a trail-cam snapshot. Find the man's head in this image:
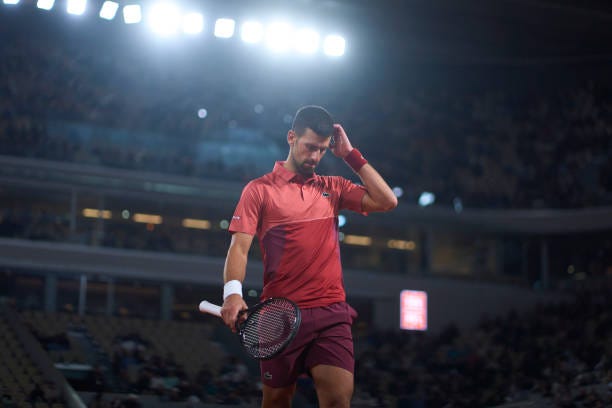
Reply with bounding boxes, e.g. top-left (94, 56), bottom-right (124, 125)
top-left (291, 105), bottom-right (334, 138)
top-left (286, 106), bottom-right (334, 176)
